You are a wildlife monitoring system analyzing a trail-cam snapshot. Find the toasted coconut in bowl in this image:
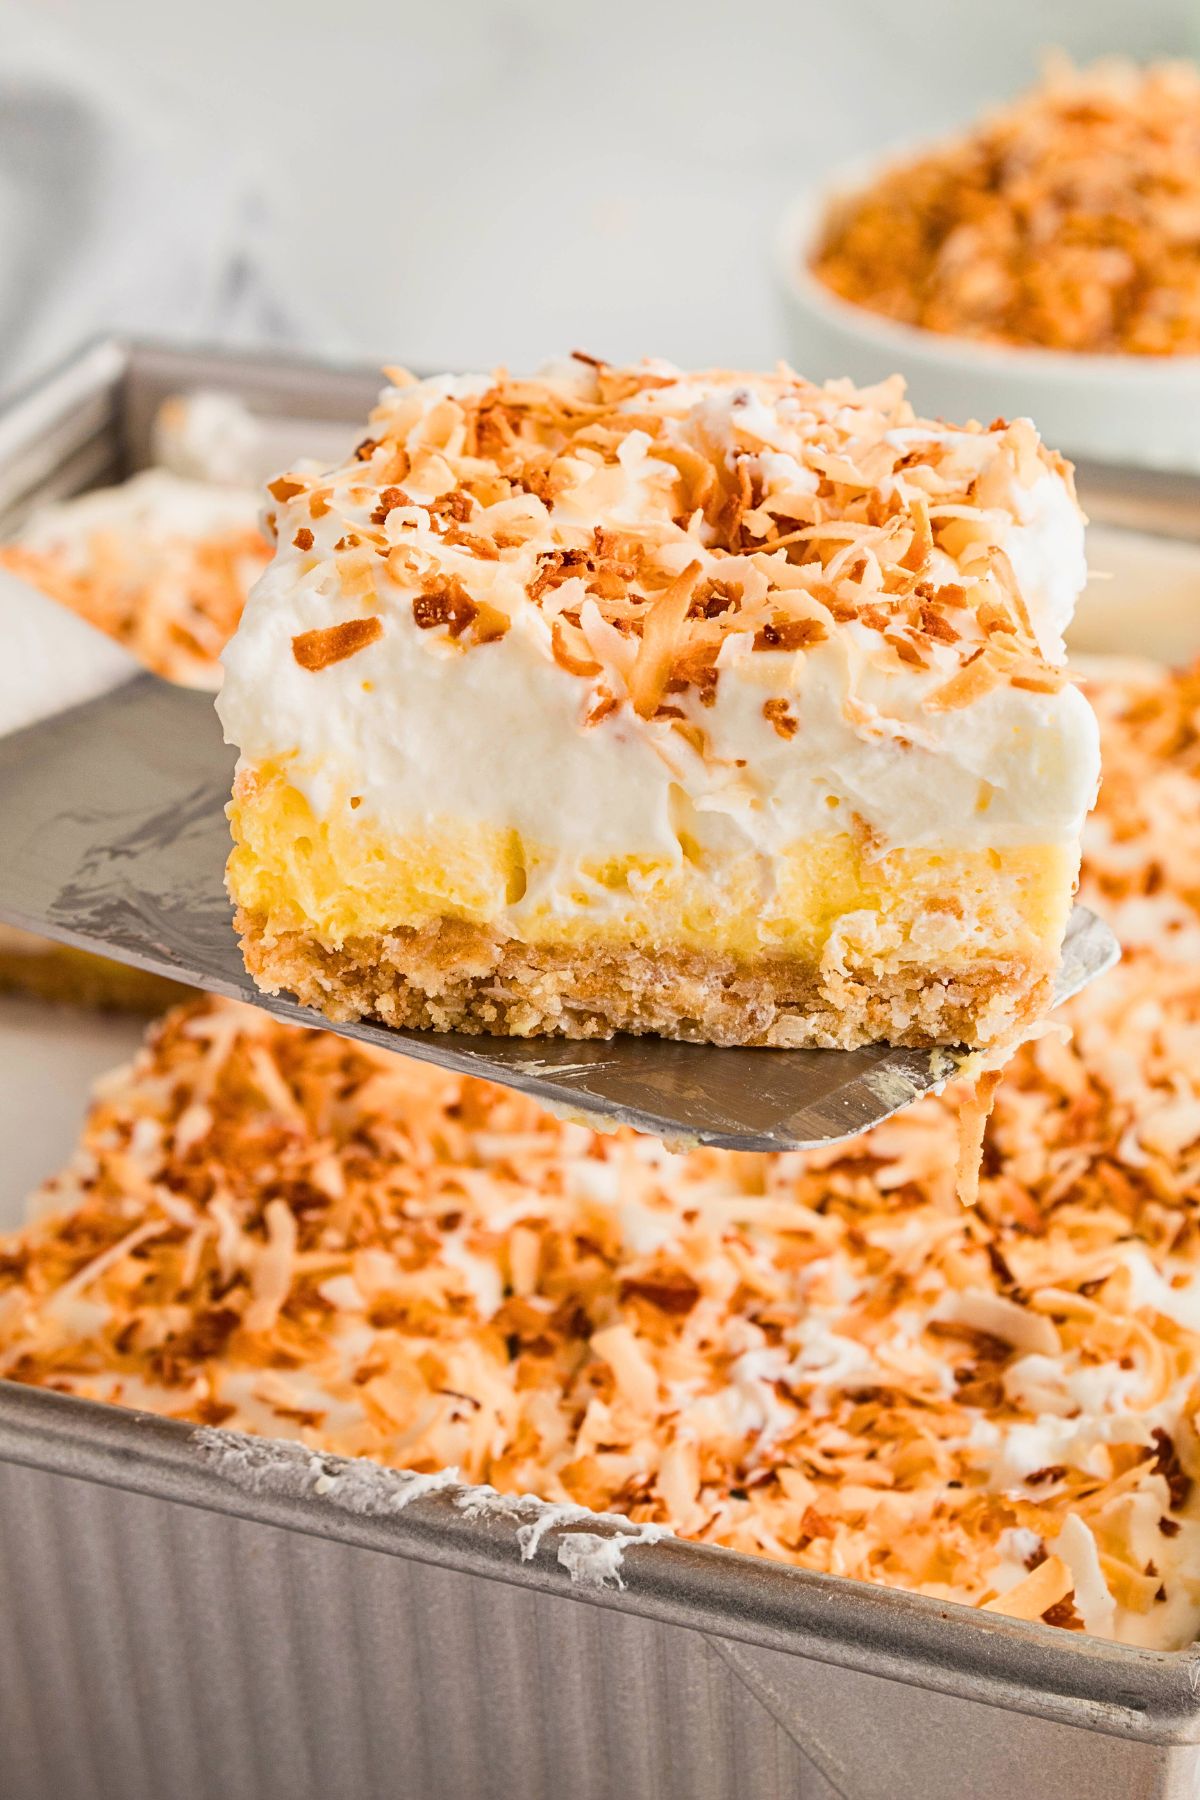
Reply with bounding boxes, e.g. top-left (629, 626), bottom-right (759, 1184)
top-left (778, 59), bottom-right (1200, 470)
